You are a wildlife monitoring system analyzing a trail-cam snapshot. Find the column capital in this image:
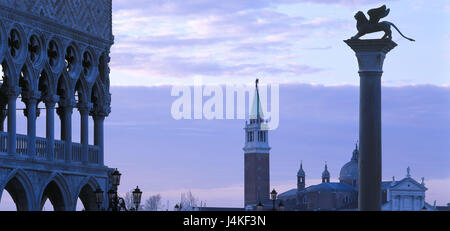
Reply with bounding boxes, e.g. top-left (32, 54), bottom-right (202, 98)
top-left (58, 98), bottom-right (77, 108)
top-left (77, 102), bottom-right (93, 114)
top-left (5, 86), bottom-right (21, 99)
top-left (21, 91), bottom-right (41, 104)
top-left (344, 39), bottom-right (397, 73)
top-left (56, 98), bottom-right (76, 116)
top-left (43, 95), bottom-right (60, 107)
top-left (90, 104), bottom-right (111, 118)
